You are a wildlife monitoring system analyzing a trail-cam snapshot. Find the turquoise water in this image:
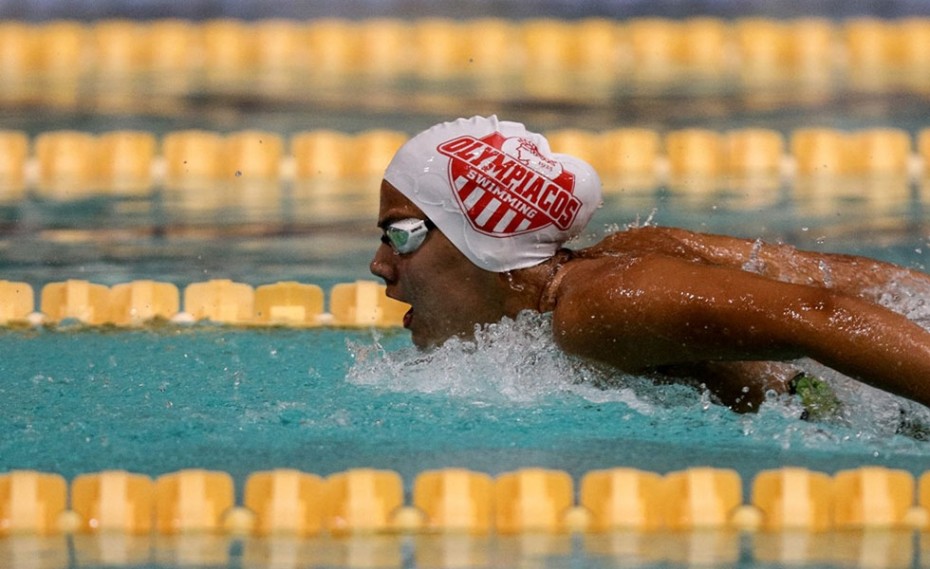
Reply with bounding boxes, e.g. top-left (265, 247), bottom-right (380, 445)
top-left (2, 11), bottom-right (930, 567)
top-left (3, 183), bottom-right (930, 483)
top-left (3, 302), bottom-right (930, 567)
top-left (2, 90), bottom-right (930, 569)
top-left (2, 180), bottom-right (930, 567)
top-left (2, 311), bottom-right (929, 490)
